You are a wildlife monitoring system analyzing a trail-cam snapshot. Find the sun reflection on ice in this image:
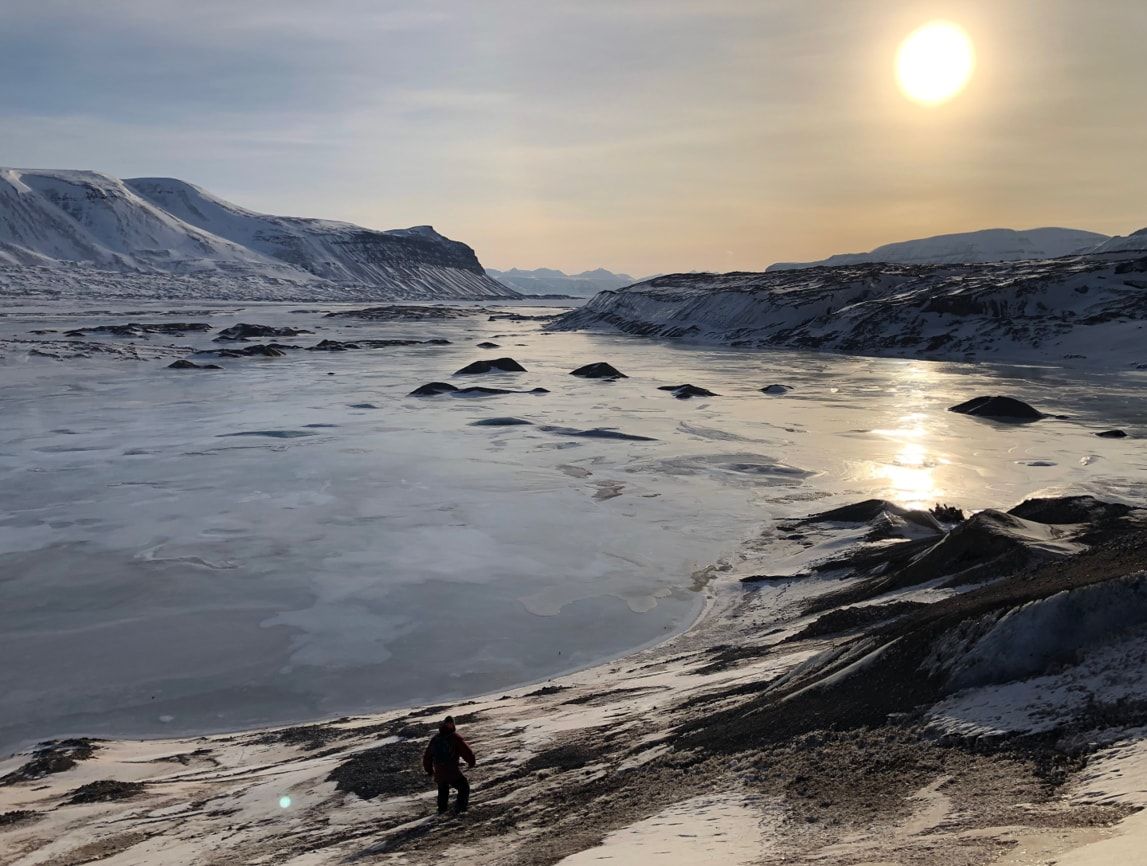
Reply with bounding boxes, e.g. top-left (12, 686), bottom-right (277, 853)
top-left (868, 365), bottom-right (949, 508)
